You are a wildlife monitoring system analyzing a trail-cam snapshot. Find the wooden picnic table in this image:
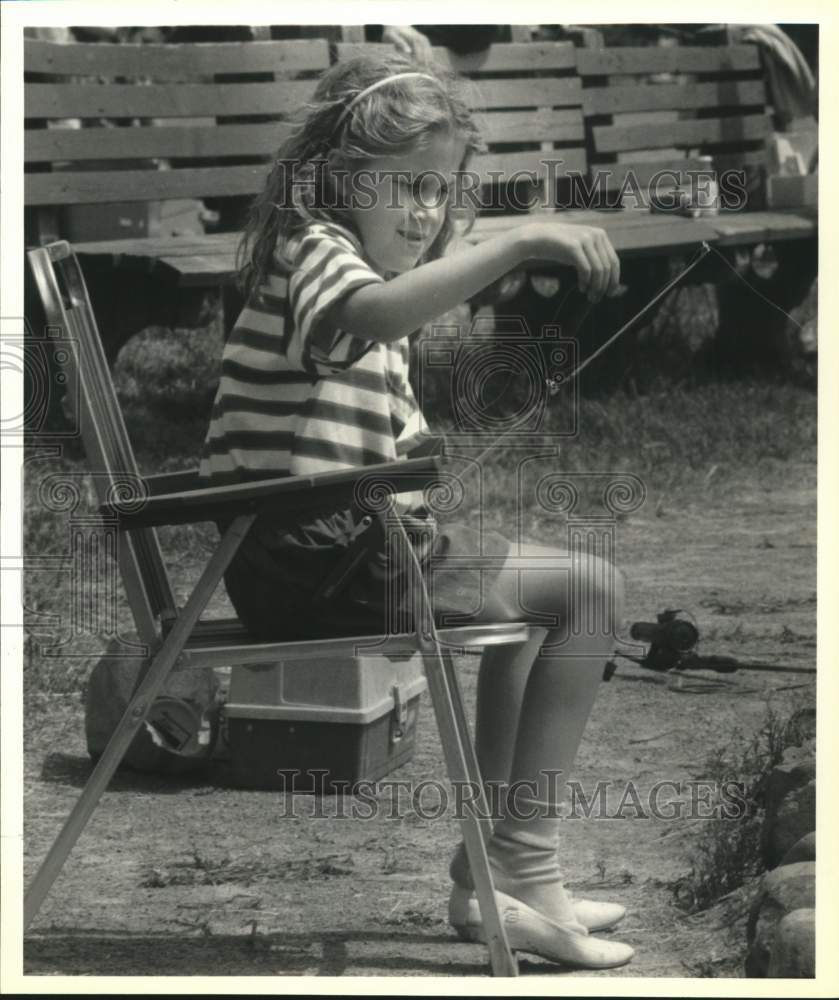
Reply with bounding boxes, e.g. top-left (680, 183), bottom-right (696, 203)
top-left (69, 208), bottom-right (817, 287)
